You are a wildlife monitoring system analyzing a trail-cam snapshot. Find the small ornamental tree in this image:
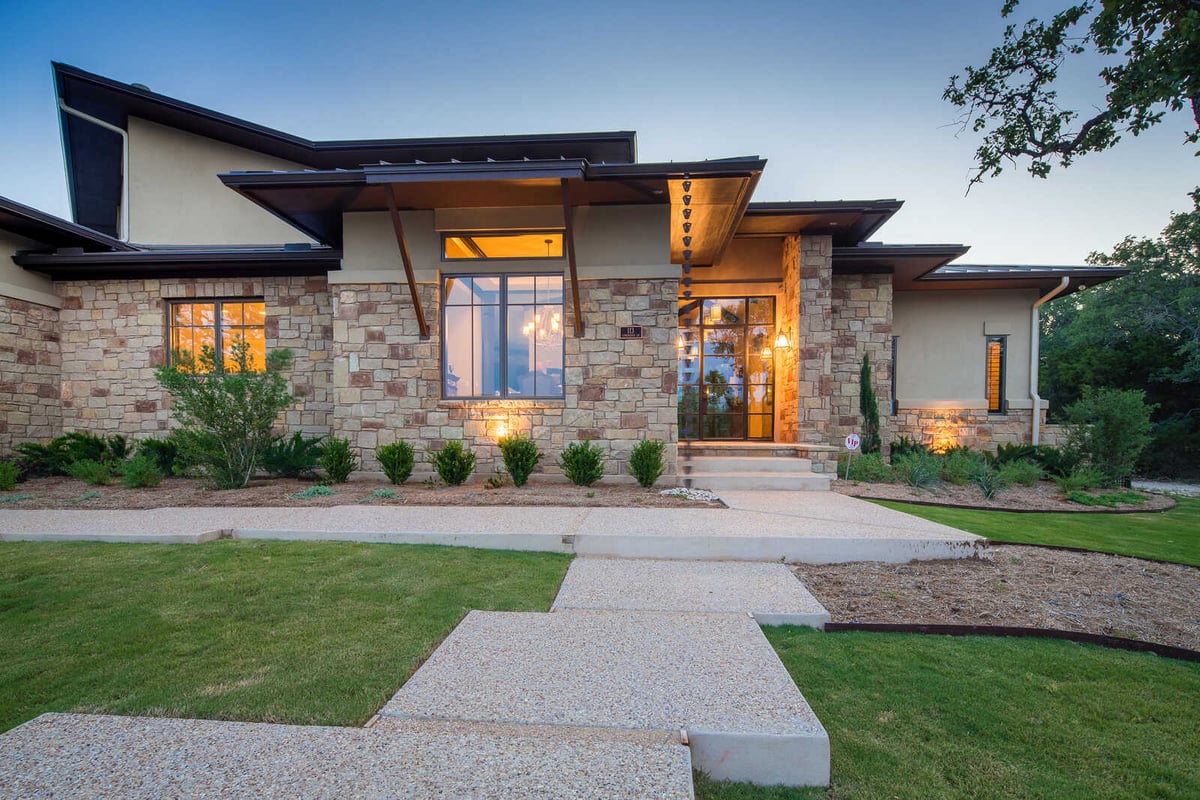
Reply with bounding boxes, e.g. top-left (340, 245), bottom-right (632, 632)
top-left (155, 341), bottom-right (298, 489)
top-left (1064, 386), bottom-right (1155, 487)
top-left (859, 354), bottom-right (881, 454)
